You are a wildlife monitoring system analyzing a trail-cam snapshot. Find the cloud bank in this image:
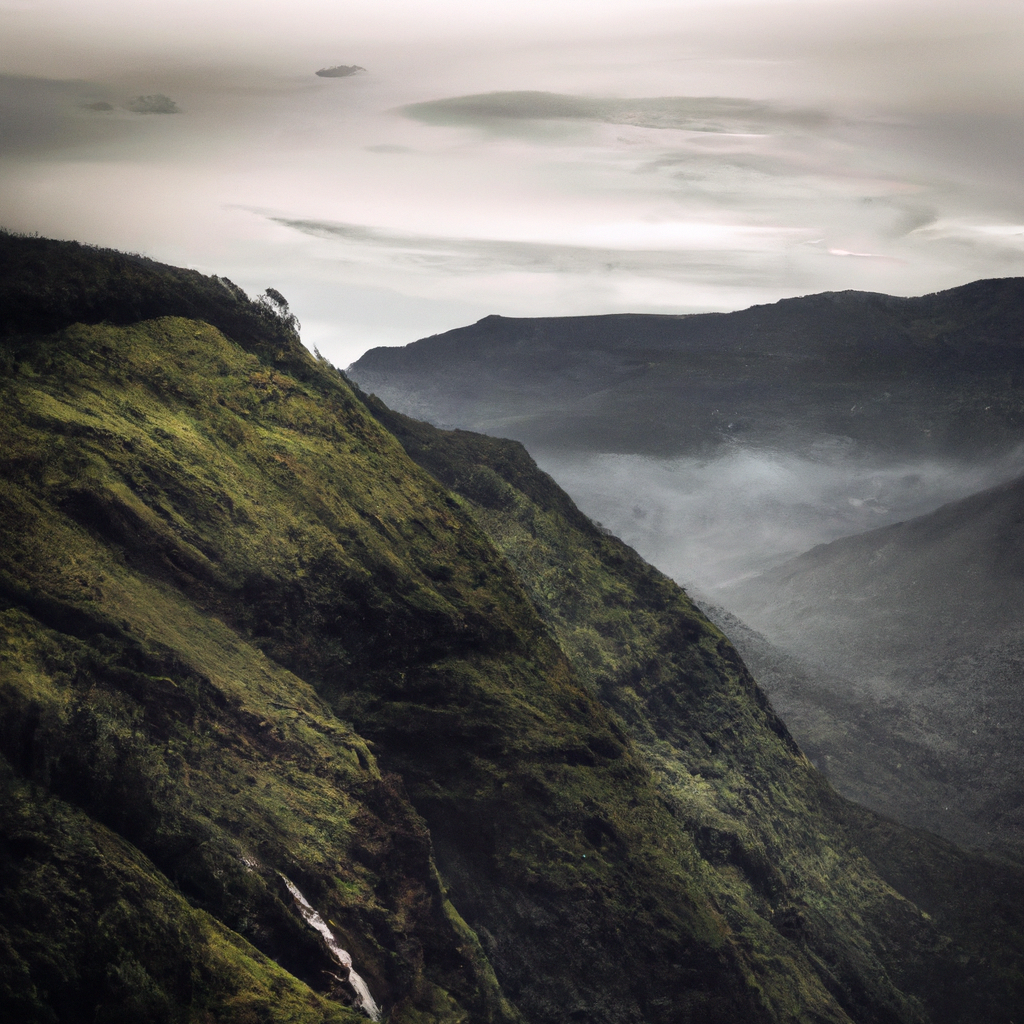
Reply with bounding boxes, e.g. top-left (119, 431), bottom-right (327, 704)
top-left (536, 446), bottom-right (1024, 592)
